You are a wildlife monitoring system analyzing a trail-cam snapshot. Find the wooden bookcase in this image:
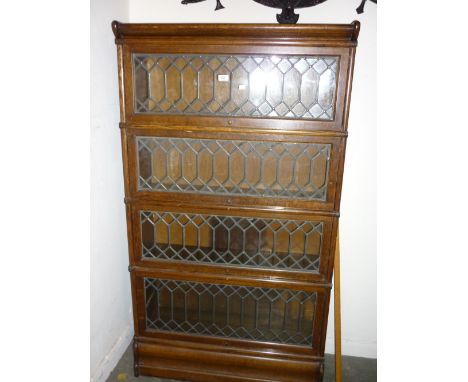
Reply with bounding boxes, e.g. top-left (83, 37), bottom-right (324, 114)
top-left (112, 21), bottom-right (359, 382)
